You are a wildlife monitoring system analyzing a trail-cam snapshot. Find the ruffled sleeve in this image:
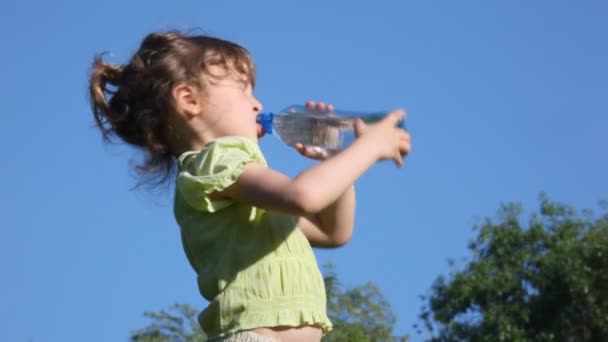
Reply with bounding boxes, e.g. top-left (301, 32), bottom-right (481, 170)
top-left (176, 136), bottom-right (267, 212)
